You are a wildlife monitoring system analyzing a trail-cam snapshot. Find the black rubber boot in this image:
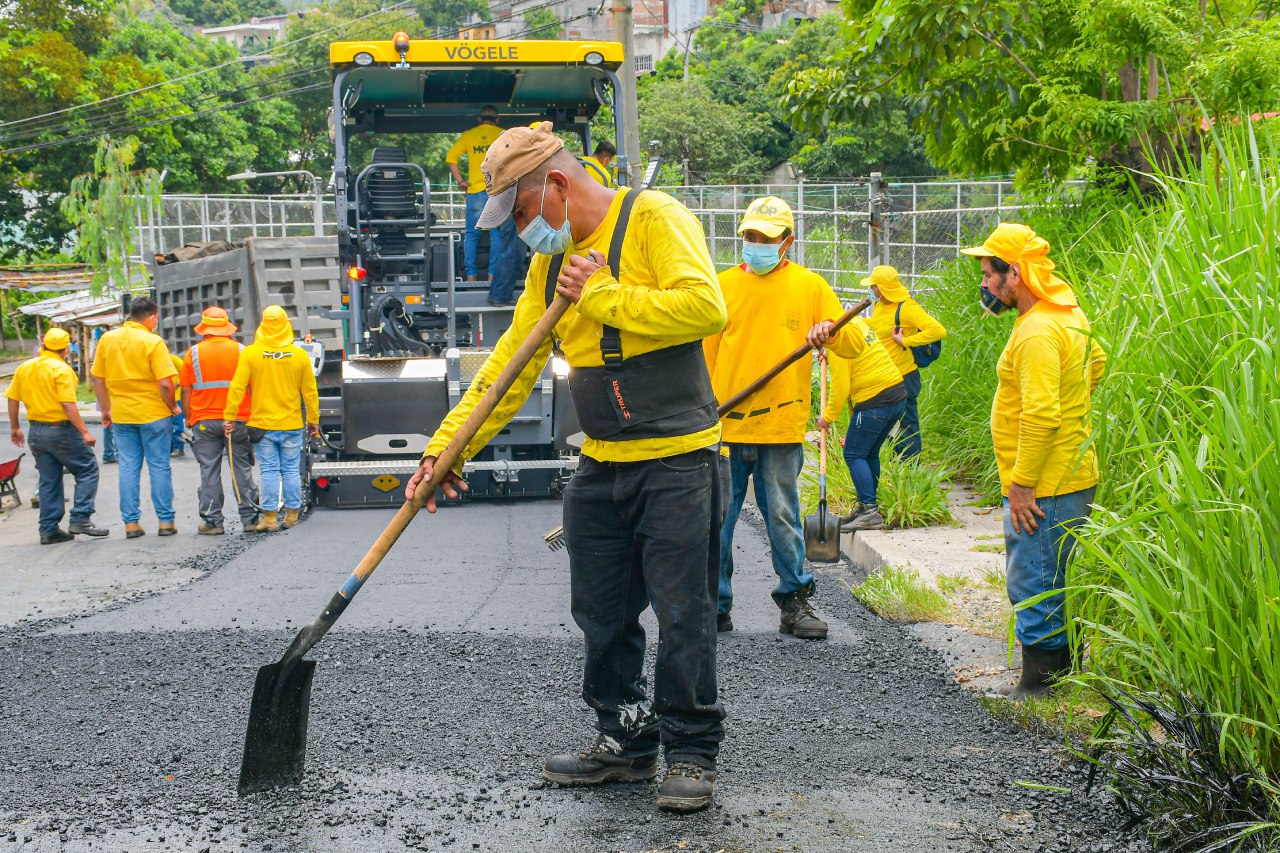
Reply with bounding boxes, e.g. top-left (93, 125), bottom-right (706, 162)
top-left (542, 734), bottom-right (659, 786)
top-left (996, 643), bottom-right (1072, 701)
top-left (772, 582), bottom-right (829, 640)
top-left (657, 762), bottom-right (717, 812)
